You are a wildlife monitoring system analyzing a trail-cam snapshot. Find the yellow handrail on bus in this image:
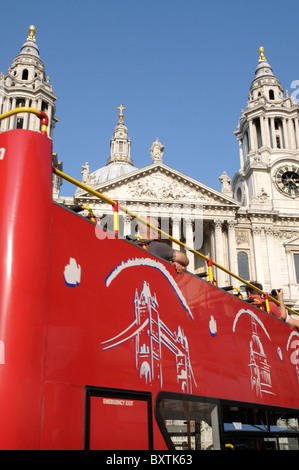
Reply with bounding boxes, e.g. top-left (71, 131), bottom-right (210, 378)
top-left (52, 166), bottom-right (299, 318)
top-left (0, 107), bottom-right (48, 135)
top-left (81, 205), bottom-right (97, 223)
